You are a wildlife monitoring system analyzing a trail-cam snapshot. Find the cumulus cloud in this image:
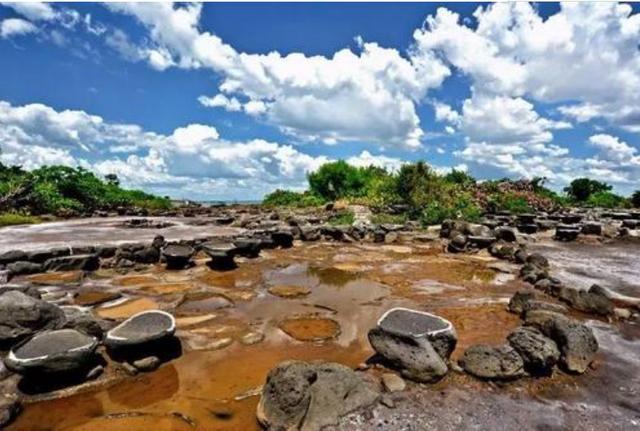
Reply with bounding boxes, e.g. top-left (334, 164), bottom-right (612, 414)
top-left (0, 2), bottom-right (56, 22)
top-left (107, 2), bottom-right (450, 149)
top-left (346, 150), bottom-right (405, 172)
top-left (0, 100), bottom-right (337, 200)
top-left (0, 18), bottom-right (37, 38)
